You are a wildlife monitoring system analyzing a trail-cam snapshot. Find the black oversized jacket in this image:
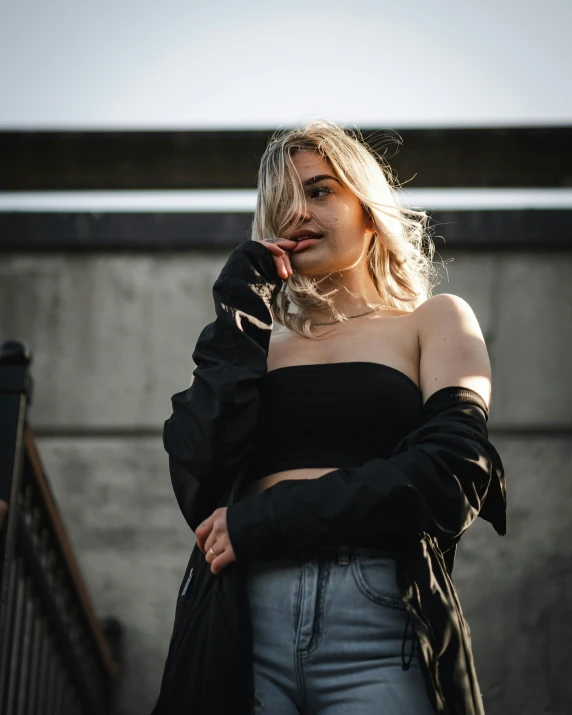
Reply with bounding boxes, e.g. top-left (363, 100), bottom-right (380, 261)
top-left (150, 239), bottom-right (507, 715)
